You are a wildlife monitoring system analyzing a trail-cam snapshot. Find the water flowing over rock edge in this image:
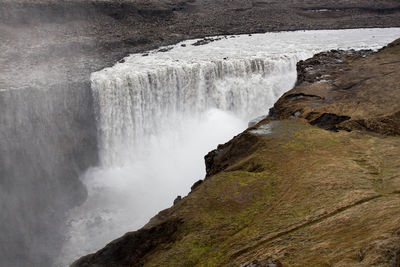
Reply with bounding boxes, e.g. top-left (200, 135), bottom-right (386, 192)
top-left (51, 28), bottom-right (400, 266)
top-left (2, 0), bottom-right (400, 266)
top-left (72, 39), bottom-right (400, 267)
